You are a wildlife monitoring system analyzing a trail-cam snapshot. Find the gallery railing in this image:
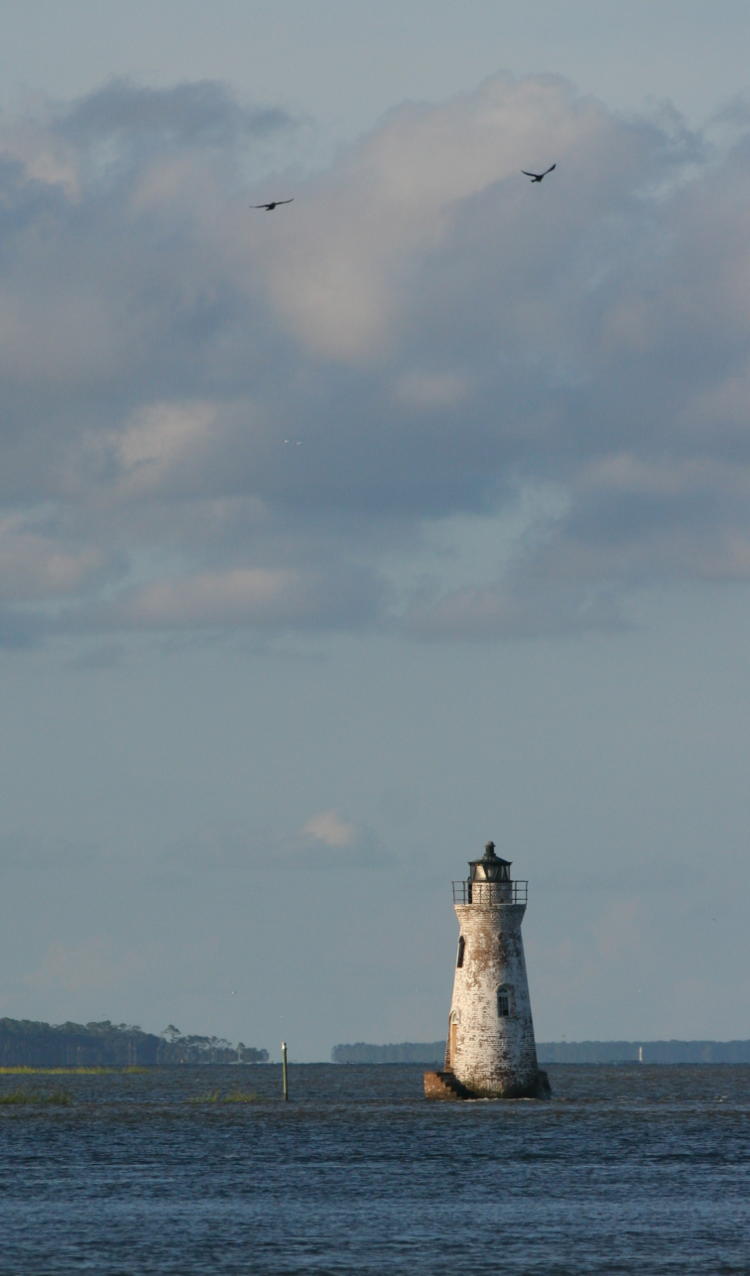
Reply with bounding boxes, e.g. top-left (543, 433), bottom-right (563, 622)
top-left (452, 880), bottom-right (528, 906)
